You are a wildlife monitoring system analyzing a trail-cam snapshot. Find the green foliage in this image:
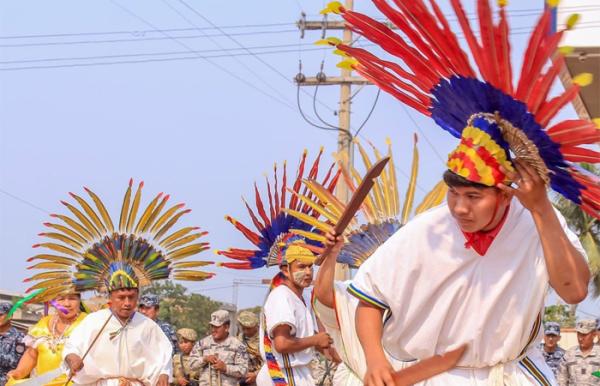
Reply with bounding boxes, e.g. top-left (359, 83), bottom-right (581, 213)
top-left (544, 304), bottom-right (576, 328)
top-left (553, 163), bottom-right (600, 297)
top-left (143, 281), bottom-right (222, 338)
